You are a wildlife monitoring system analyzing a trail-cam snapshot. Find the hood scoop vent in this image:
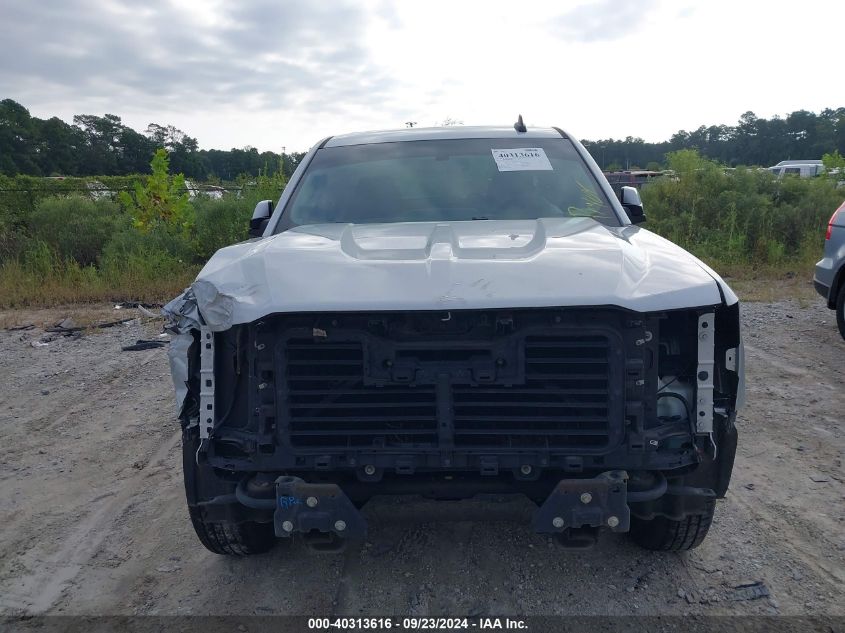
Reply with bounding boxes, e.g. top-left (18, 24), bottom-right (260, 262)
top-left (339, 220), bottom-right (548, 261)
